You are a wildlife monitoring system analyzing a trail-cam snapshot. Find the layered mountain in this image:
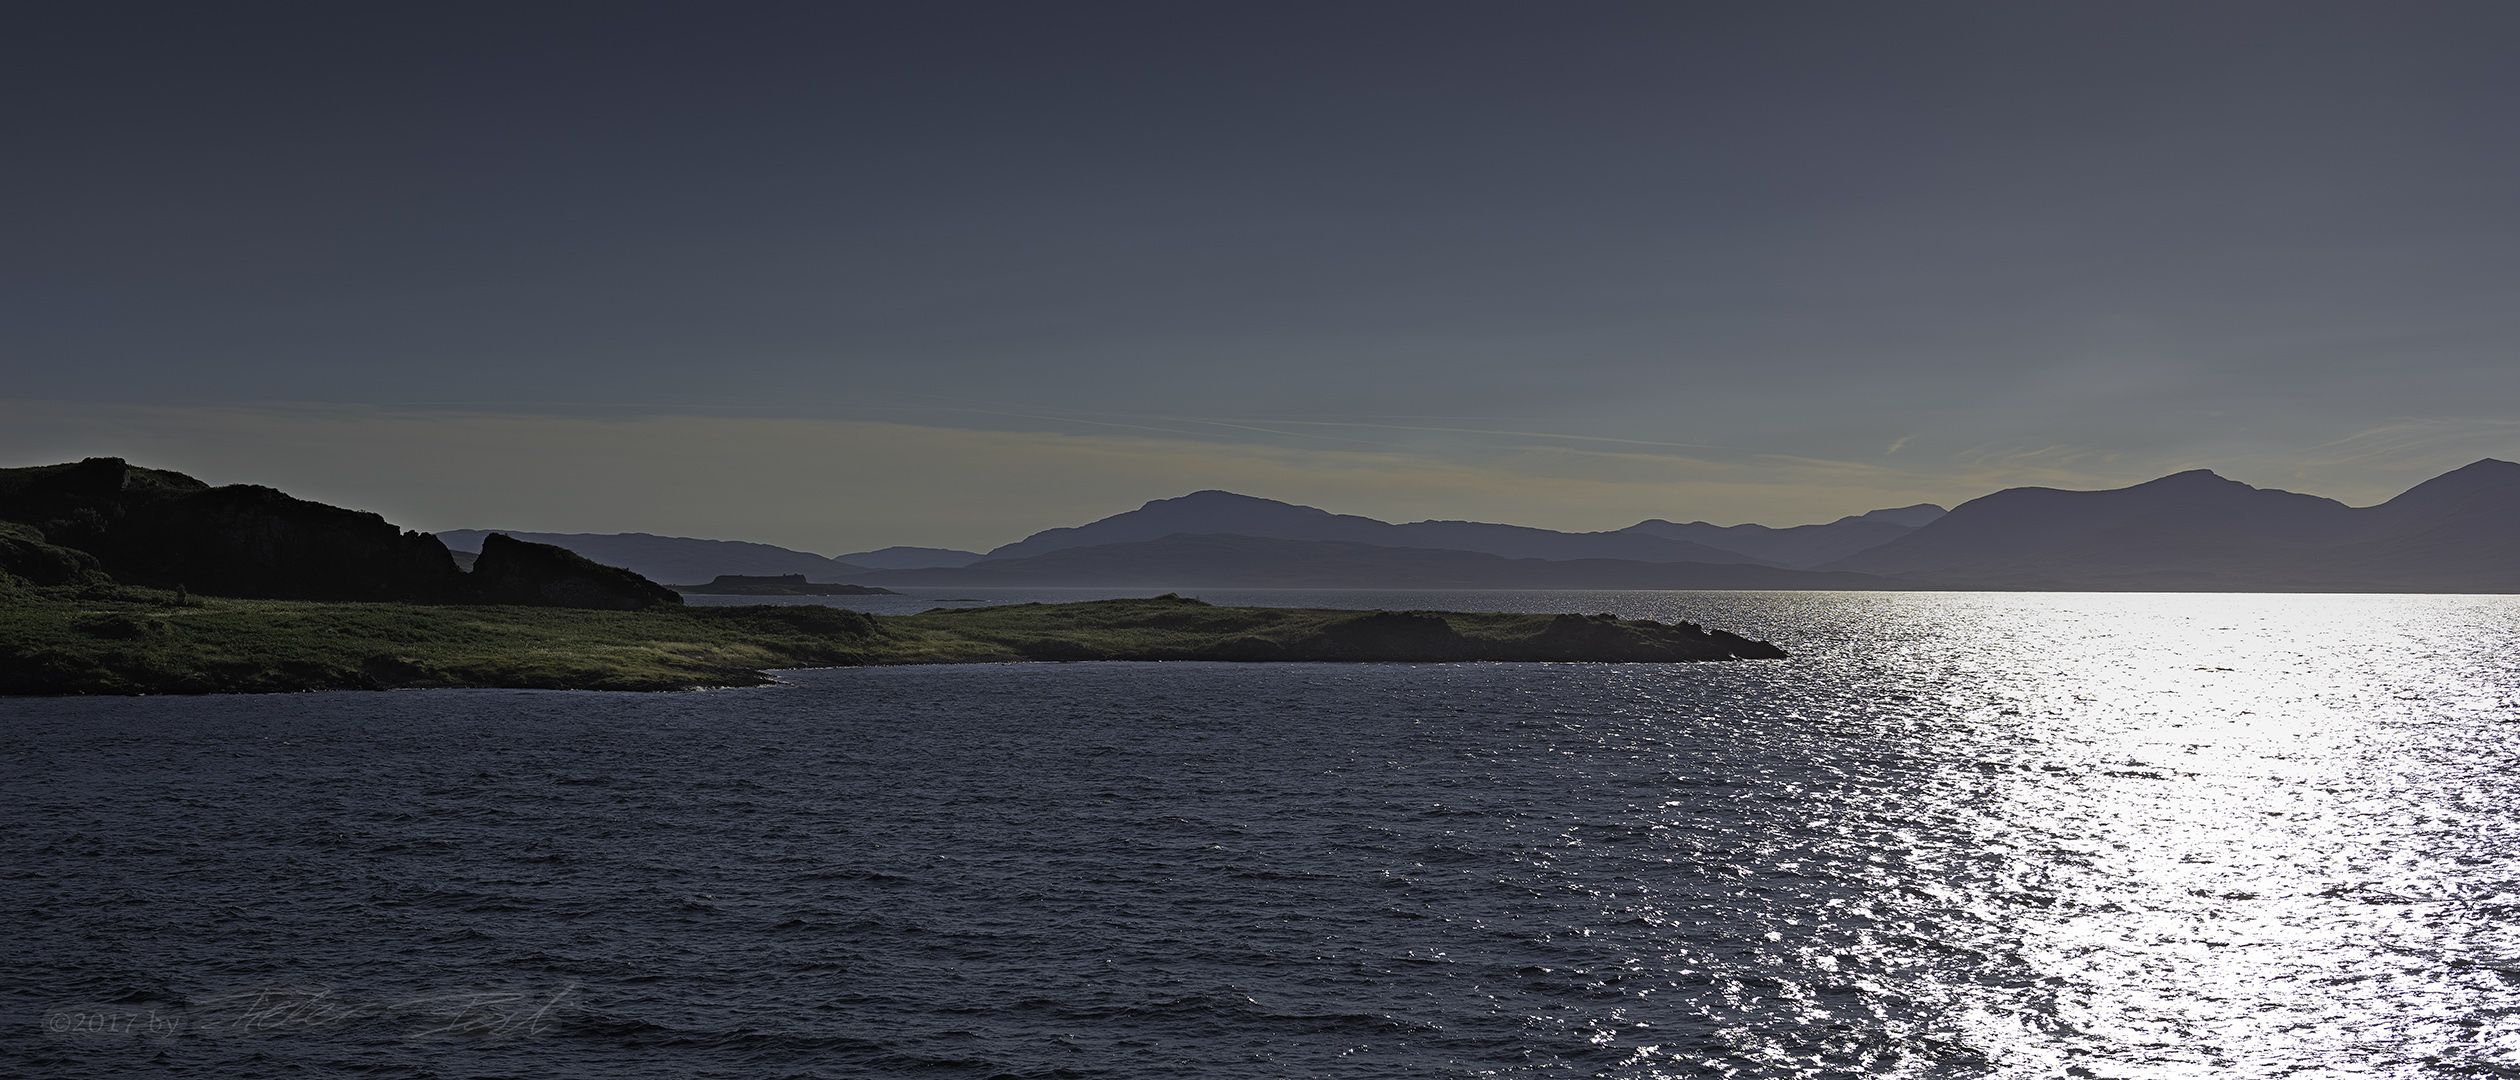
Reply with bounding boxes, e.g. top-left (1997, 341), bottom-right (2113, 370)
top-left (1621, 504), bottom-right (1945, 568)
top-left (425, 460), bottom-right (2520, 594)
top-left (436, 530), bottom-right (873, 586)
top-left (1825, 459), bottom-right (2520, 590)
top-left (985, 490), bottom-right (1772, 565)
top-left (862, 533), bottom-right (1911, 590)
top-left (458, 491), bottom-right (1943, 585)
